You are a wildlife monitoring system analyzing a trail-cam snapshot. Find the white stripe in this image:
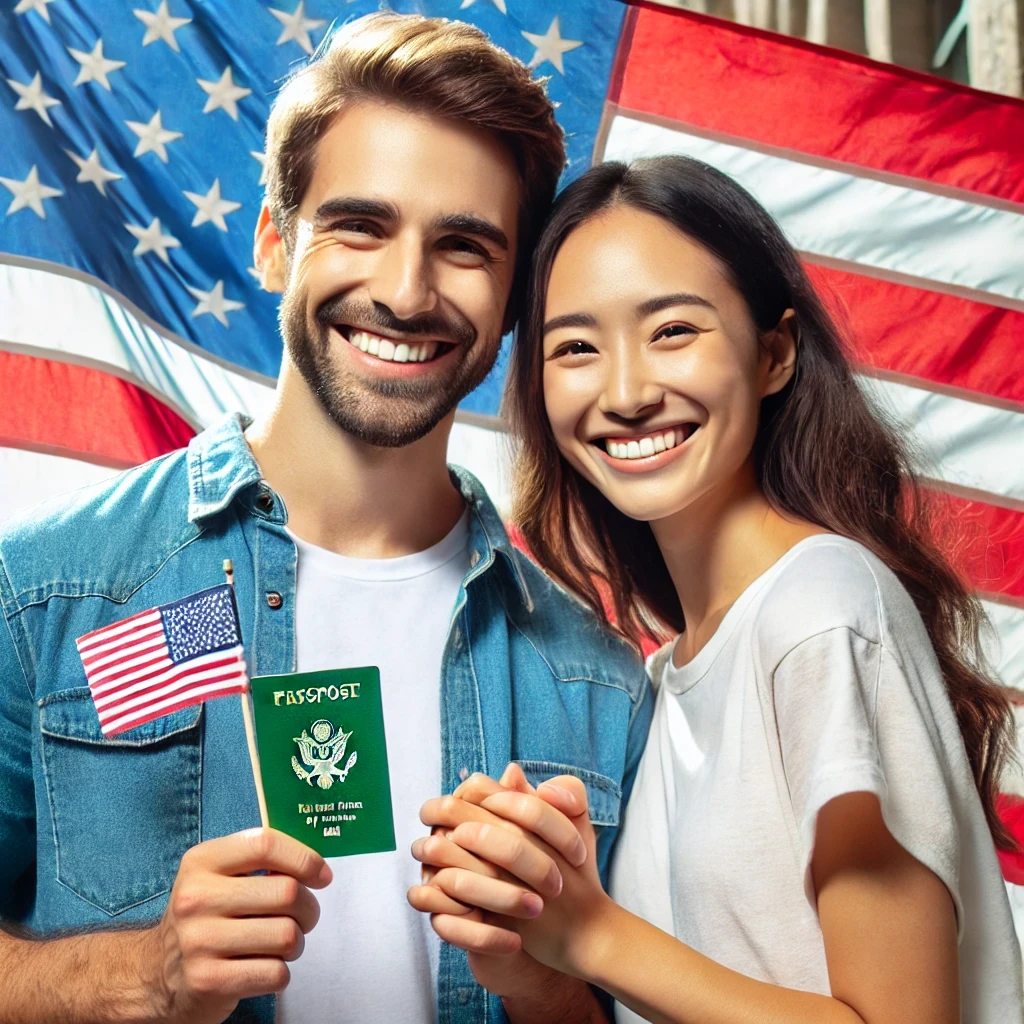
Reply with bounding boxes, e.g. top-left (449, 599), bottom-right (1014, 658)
top-left (87, 645), bottom-right (171, 686)
top-left (80, 626), bottom-right (166, 667)
top-left (0, 263), bottom-right (274, 429)
top-left (857, 375), bottom-right (1024, 504)
top-left (91, 645), bottom-right (242, 706)
top-left (102, 676), bottom-right (247, 735)
top-left (97, 655), bottom-right (247, 719)
top-left (77, 610), bottom-right (161, 651)
top-left (601, 115), bottom-right (1024, 305)
top-left (983, 600), bottom-right (1024, 693)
